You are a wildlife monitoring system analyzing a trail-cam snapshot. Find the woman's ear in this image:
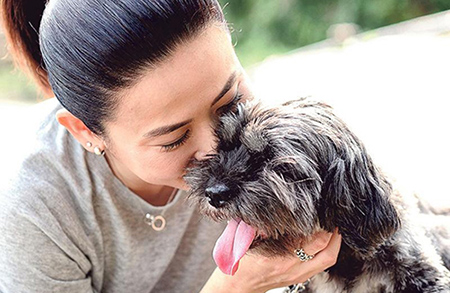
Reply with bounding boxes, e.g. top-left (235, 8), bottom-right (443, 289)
top-left (55, 109), bottom-right (105, 153)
